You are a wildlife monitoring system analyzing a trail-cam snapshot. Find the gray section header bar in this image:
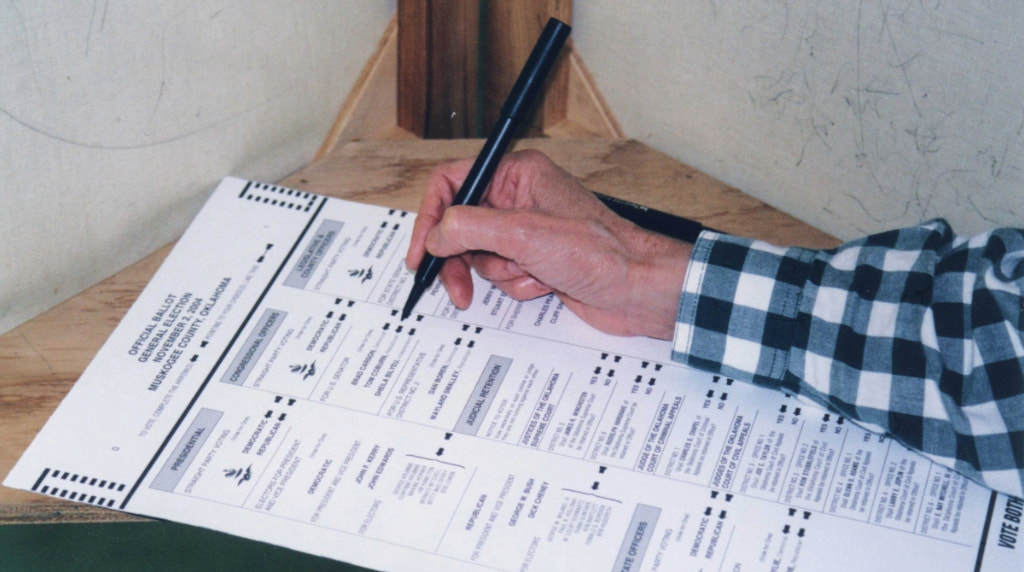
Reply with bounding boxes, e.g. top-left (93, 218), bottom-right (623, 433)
top-left (284, 219), bottom-right (344, 288)
top-left (221, 309), bottom-right (286, 386)
top-left (611, 503), bottom-right (661, 572)
top-left (455, 355), bottom-right (512, 436)
top-left (151, 408), bottom-right (223, 492)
